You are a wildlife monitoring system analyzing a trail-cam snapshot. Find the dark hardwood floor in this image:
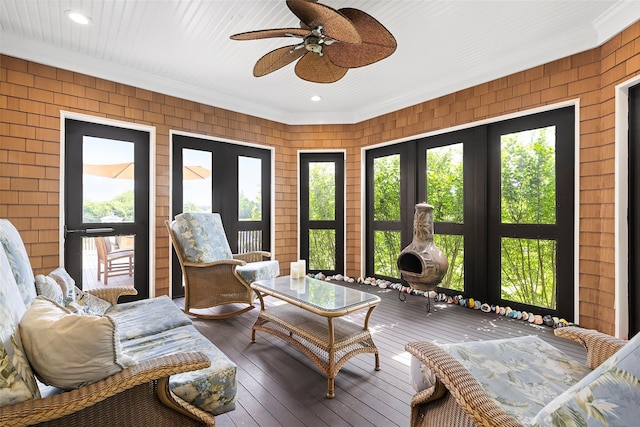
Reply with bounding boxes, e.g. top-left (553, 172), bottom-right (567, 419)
top-left (176, 281), bottom-right (586, 427)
